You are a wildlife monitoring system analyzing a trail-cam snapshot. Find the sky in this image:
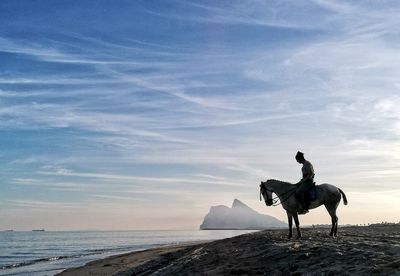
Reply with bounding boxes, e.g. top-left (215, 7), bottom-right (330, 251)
top-left (1, 0), bottom-right (400, 230)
